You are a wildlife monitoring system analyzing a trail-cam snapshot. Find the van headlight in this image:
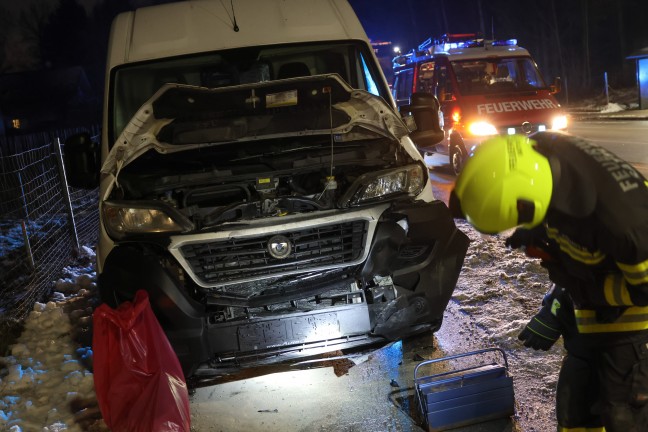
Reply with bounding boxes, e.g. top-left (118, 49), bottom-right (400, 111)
top-left (468, 121), bottom-right (498, 136)
top-left (551, 114), bottom-right (568, 130)
top-left (102, 201), bottom-right (192, 239)
top-left (341, 163), bottom-right (427, 206)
